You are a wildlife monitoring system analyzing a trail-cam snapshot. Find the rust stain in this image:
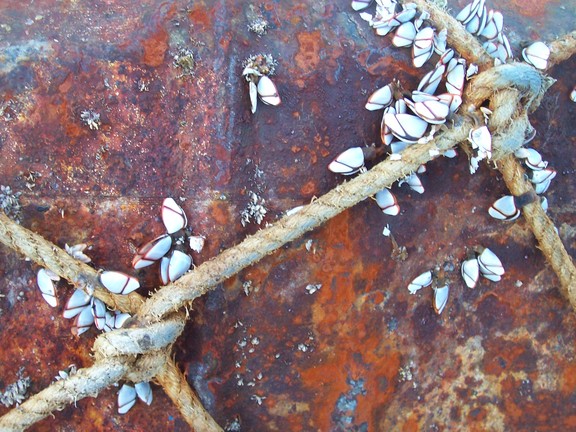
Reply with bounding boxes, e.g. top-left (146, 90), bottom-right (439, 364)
top-left (300, 181), bottom-right (316, 196)
top-left (295, 31), bottom-right (322, 76)
top-left (507, 0), bottom-right (548, 17)
top-left (187, 4), bottom-right (213, 30)
top-left (208, 200), bottom-right (231, 227)
top-left (141, 27), bottom-right (169, 67)
top-left (561, 363), bottom-right (576, 394)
